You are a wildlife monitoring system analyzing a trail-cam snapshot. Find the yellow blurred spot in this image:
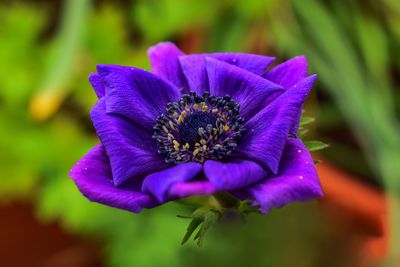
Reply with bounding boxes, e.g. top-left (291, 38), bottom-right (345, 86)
top-left (29, 90), bottom-right (63, 121)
